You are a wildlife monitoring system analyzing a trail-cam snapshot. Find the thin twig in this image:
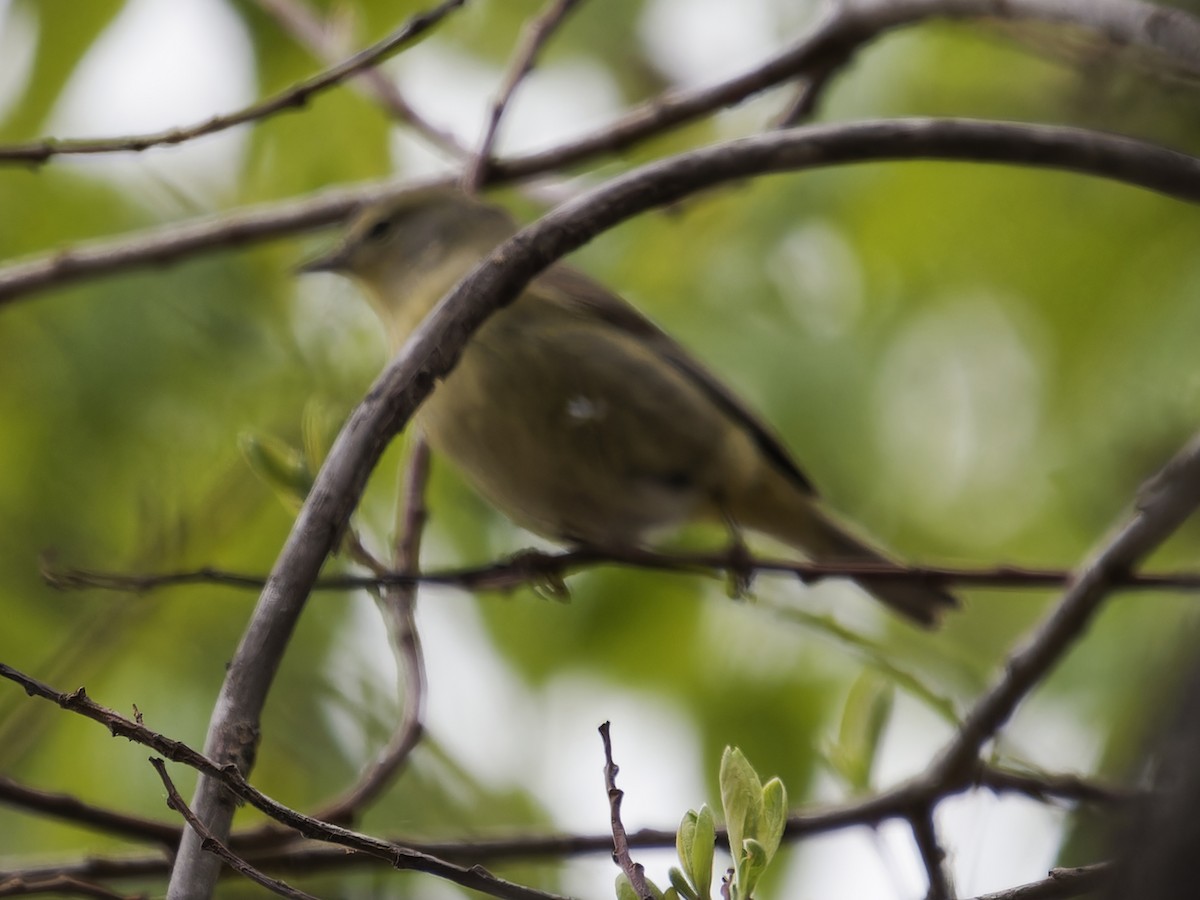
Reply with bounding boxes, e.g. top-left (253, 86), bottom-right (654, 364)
top-left (149, 758), bottom-right (319, 900)
top-left (0, 774), bottom-right (179, 846)
top-left (925, 432), bottom-right (1200, 789)
top-left (4, 119), bottom-right (1200, 313)
top-left (489, 0), bottom-right (1200, 182)
top-left (599, 722), bottom-right (652, 900)
top-left (461, 0), bottom-right (586, 192)
top-left (773, 54), bottom-right (846, 128)
top-left (310, 439), bottom-right (431, 825)
top-left (976, 765), bottom-right (1133, 806)
top-left (0, 752), bottom-right (1126, 887)
top-left (0, 875), bottom-right (146, 899)
top-left (0, 177), bottom-right (403, 308)
top-left (252, 0), bottom-right (468, 157)
top-left (41, 548), bottom-right (1200, 598)
top-left (911, 809), bottom-right (953, 900)
top-left (963, 864), bottom-right (1111, 900)
top-left (0, 0), bottom-right (466, 165)
top-left (0, 664), bottom-right (568, 900)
